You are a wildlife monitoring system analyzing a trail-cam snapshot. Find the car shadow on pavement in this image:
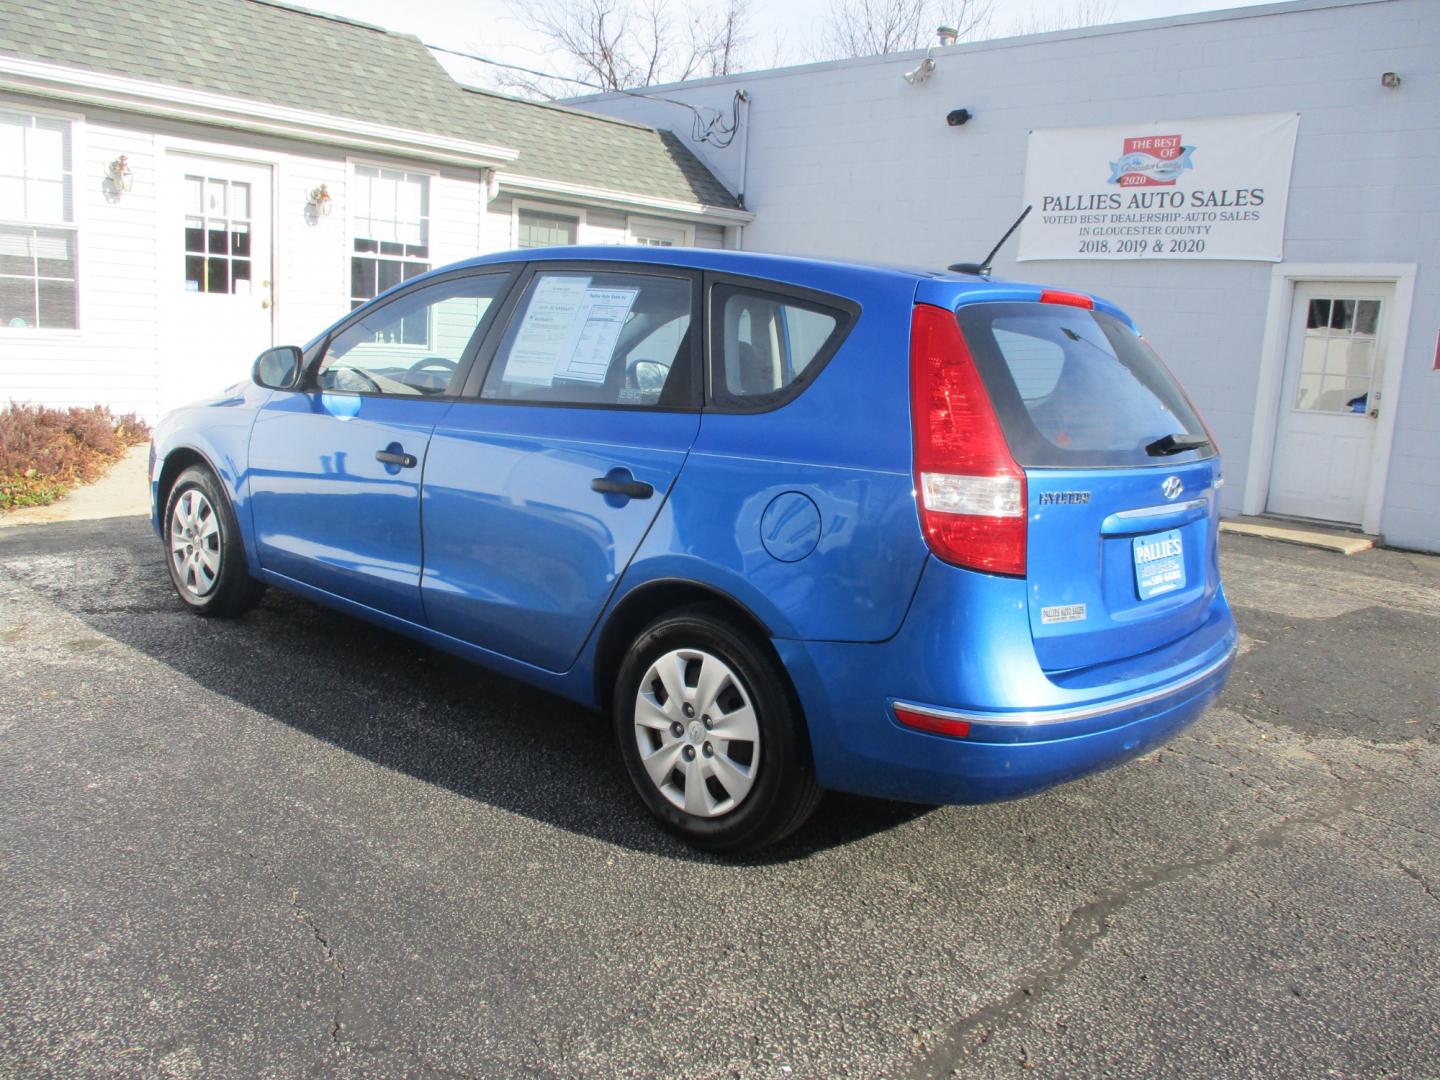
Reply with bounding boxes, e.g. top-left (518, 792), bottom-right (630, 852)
top-left (6, 518), bottom-right (933, 863)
